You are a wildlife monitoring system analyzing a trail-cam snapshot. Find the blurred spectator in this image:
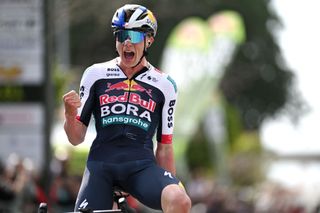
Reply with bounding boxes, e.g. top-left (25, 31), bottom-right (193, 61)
top-left (0, 156), bottom-right (30, 213)
top-left (254, 182), bottom-right (306, 213)
top-left (186, 168), bottom-right (214, 204)
top-left (0, 154), bottom-right (48, 213)
top-left (0, 159), bottom-right (16, 211)
top-left (22, 171), bottom-right (48, 213)
top-left (49, 157), bottom-right (80, 213)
